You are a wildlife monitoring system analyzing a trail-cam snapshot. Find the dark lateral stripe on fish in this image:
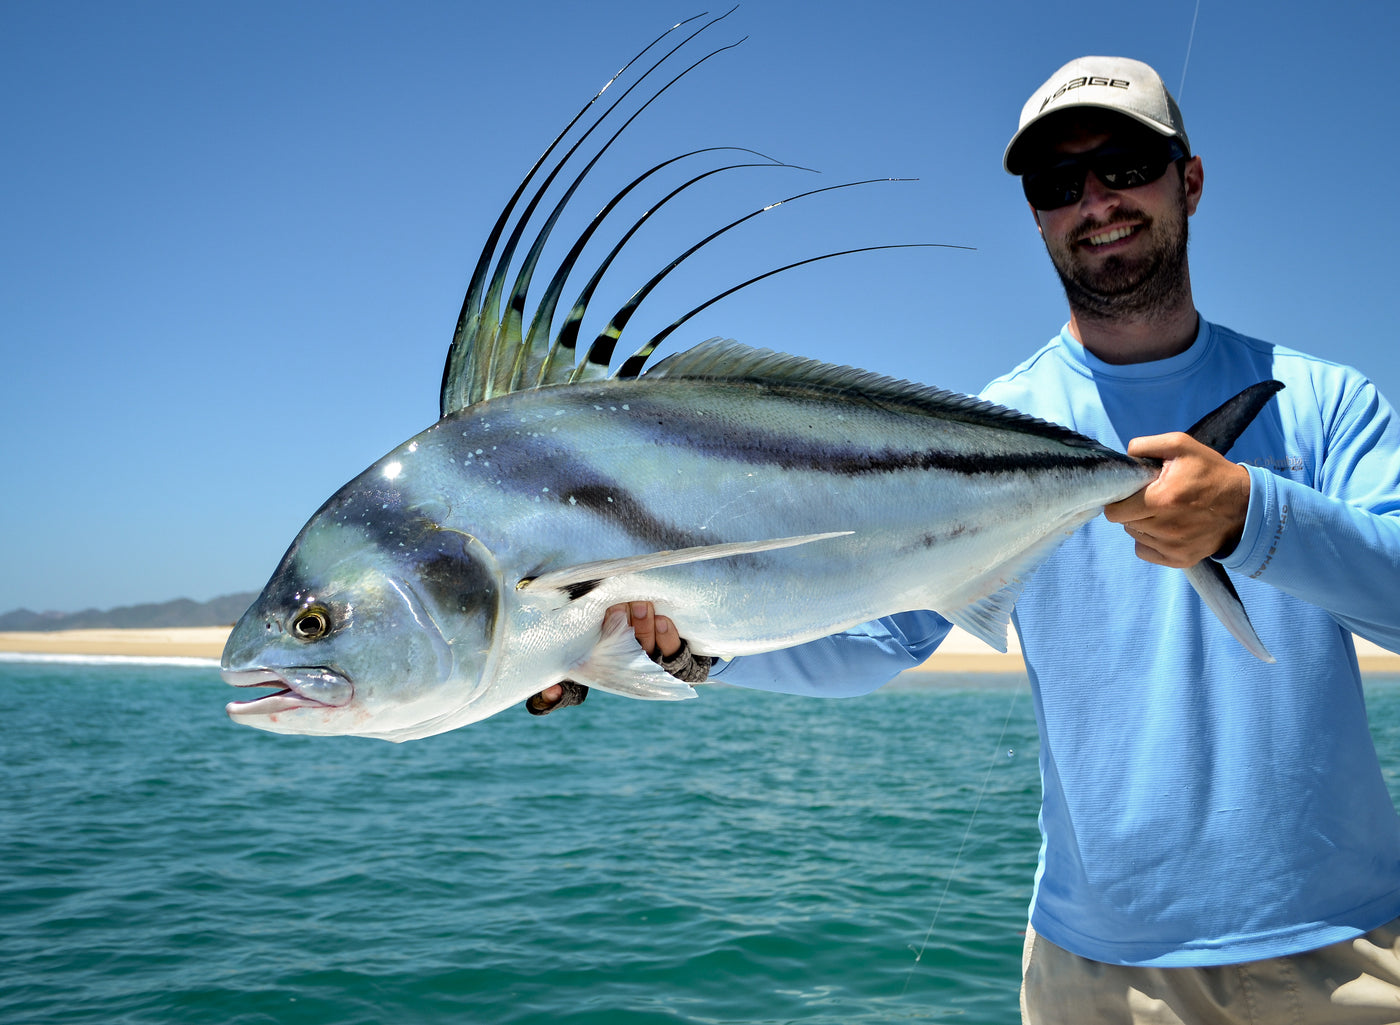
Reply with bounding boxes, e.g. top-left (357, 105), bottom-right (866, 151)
top-left (642, 430), bottom-right (1124, 478)
top-left (427, 434), bottom-right (702, 553)
top-left (609, 390), bottom-right (1125, 478)
top-left (561, 481), bottom-right (701, 552)
top-left (415, 530), bottom-right (501, 626)
top-left (812, 446), bottom-right (1121, 477)
top-left (914, 523), bottom-right (977, 550)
